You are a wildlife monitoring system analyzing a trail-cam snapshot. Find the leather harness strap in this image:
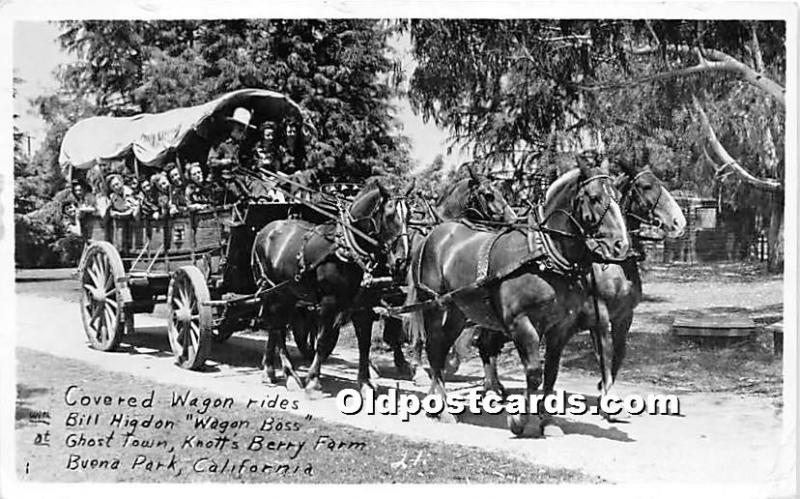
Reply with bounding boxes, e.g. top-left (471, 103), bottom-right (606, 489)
top-left (477, 231), bottom-right (503, 281)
